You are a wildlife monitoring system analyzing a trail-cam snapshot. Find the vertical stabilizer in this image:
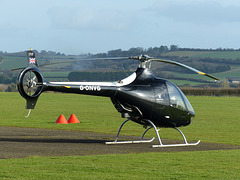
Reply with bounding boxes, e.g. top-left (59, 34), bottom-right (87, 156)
top-left (27, 49), bottom-right (38, 67)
